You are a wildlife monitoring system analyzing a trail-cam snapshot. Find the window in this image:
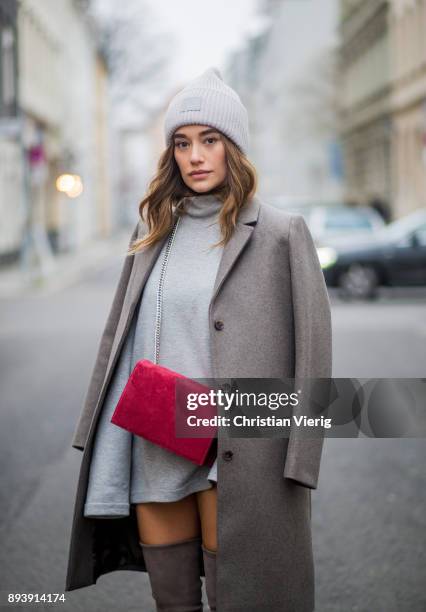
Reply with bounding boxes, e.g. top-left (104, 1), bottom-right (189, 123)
top-left (324, 208), bottom-right (374, 231)
top-left (413, 224), bottom-right (426, 247)
top-left (0, 0), bottom-right (17, 117)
